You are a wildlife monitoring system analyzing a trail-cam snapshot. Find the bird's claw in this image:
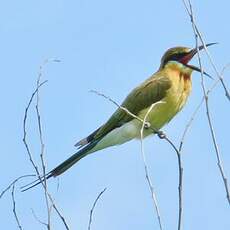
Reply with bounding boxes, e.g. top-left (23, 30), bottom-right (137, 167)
top-left (144, 122), bottom-right (151, 129)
